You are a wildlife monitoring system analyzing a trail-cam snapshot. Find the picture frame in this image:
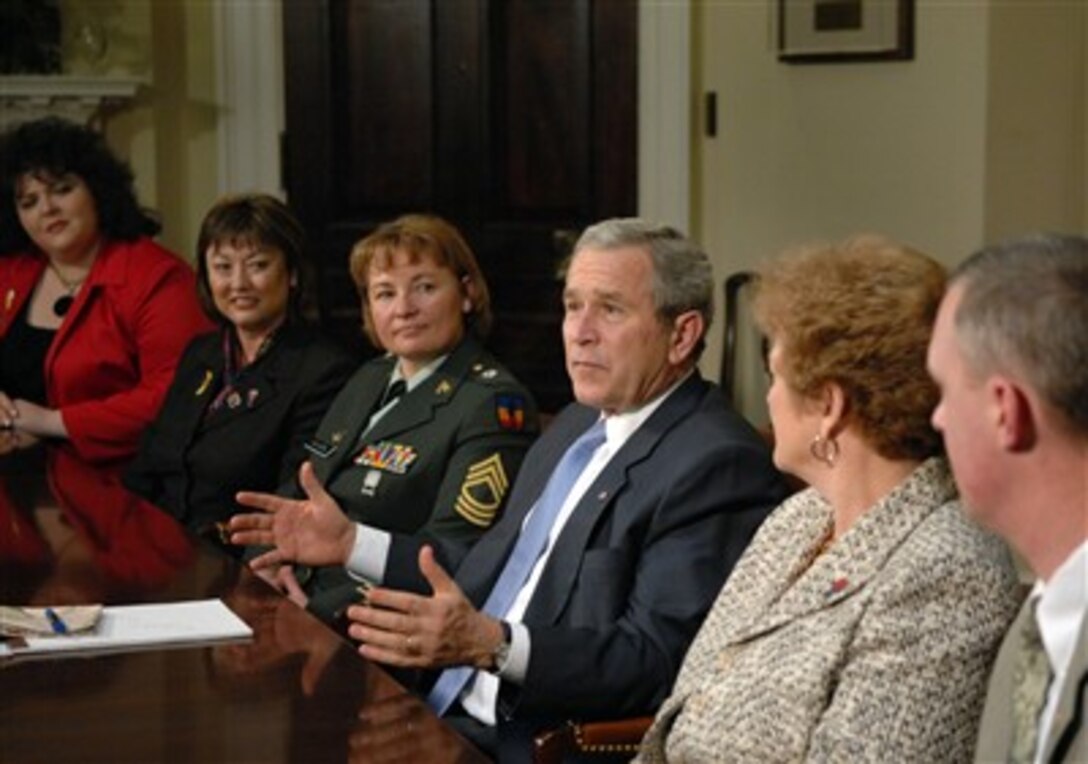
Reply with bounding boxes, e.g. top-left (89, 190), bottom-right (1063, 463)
top-left (778, 0), bottom-right (914, 64)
